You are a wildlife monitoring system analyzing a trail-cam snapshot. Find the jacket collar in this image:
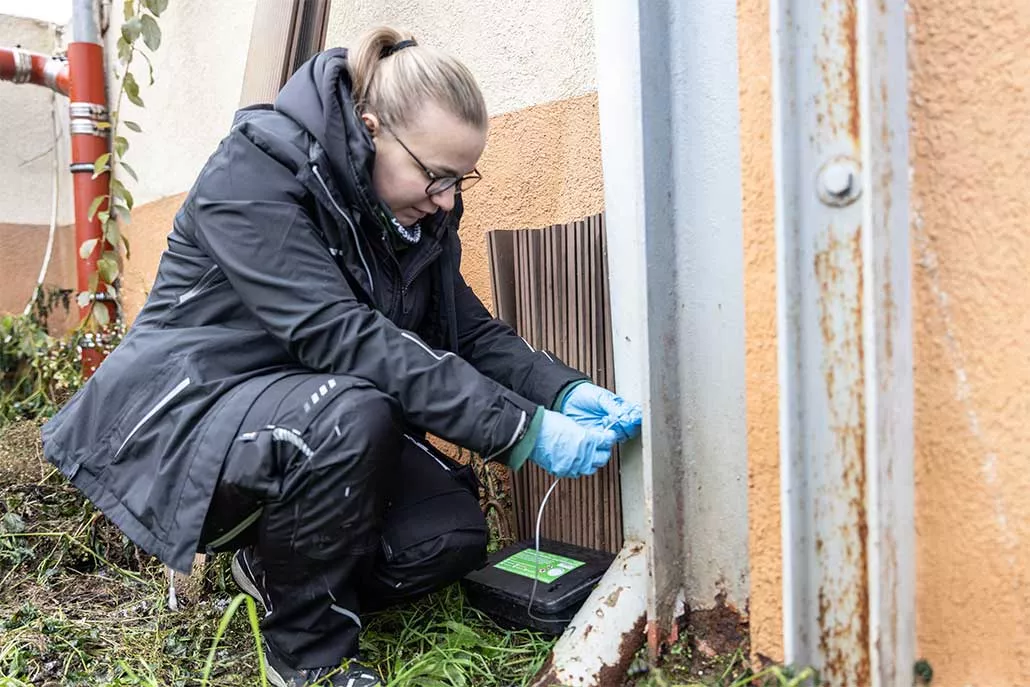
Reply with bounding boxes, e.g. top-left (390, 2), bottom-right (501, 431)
top-left (275, 49), bottom-right (379, 218)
